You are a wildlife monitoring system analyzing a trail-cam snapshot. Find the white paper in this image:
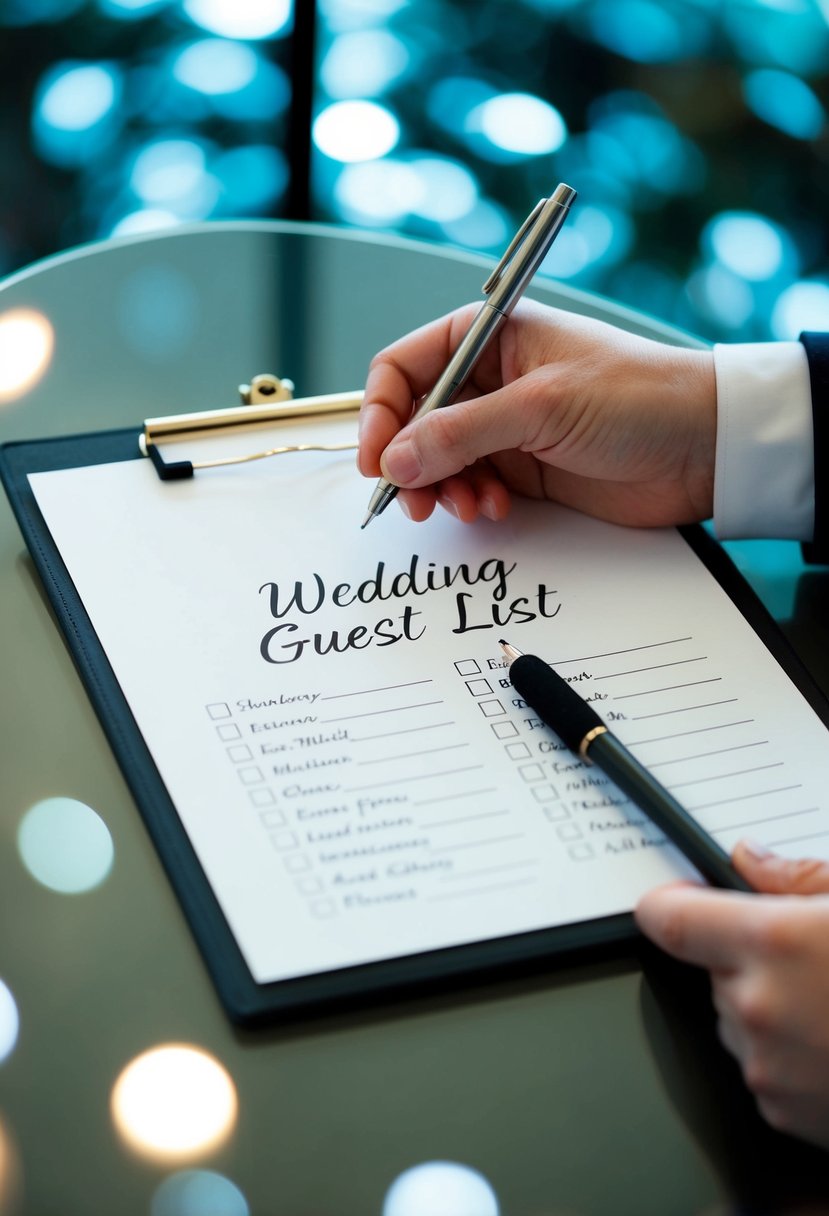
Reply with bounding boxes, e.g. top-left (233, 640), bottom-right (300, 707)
top-left (29, 415), bottom-right (829, 984)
